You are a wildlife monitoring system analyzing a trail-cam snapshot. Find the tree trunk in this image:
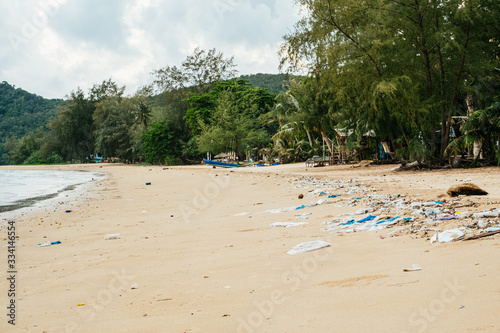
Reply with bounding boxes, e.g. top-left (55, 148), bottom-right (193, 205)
top-left (466, 94), bottom-right (482, 159)
top-left (306, 130), bottom-right (313, 148)
top-left (441, 23), bottom-right (470, 156)
top-left (320, 130), bottom-right (335, 163)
